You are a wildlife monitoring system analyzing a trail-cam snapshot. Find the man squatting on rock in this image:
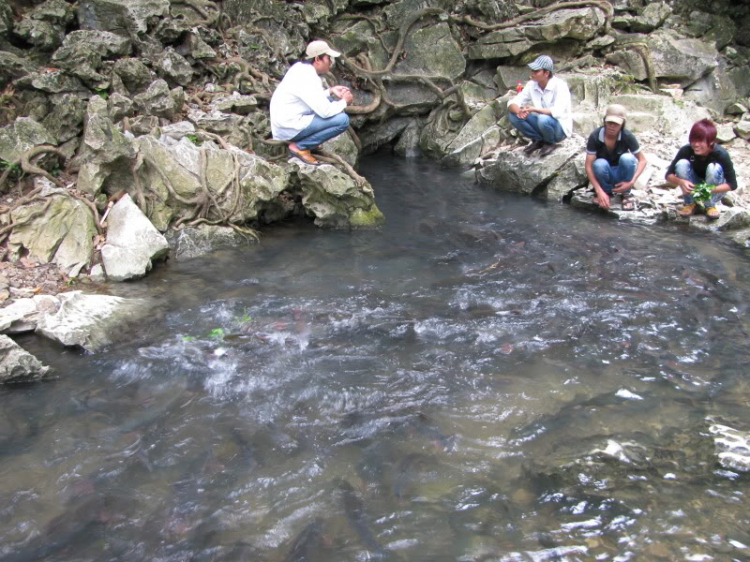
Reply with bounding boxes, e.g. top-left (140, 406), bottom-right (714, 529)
top-left (585, 104), bottom-right (647, 211)
top-left (665, 119), bottom-right (738, 220)
top-left (508, 55), bottom-right (572, 157)
top-left (270, 40), bottom-right (354, 166)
